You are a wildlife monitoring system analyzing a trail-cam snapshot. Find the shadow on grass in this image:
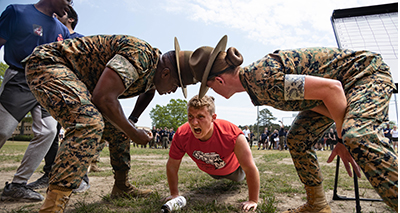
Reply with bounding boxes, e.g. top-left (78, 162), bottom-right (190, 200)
top-left (190, 179), bottom-right (242, 195)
